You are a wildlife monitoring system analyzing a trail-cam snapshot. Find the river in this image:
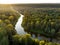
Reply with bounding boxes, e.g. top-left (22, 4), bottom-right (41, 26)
top-left (15, 14), bottom-right (26, 34)
top-left (15, 12), bottom-right (60, 43)
top-left (15, 13), bottom-right (49, 39)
